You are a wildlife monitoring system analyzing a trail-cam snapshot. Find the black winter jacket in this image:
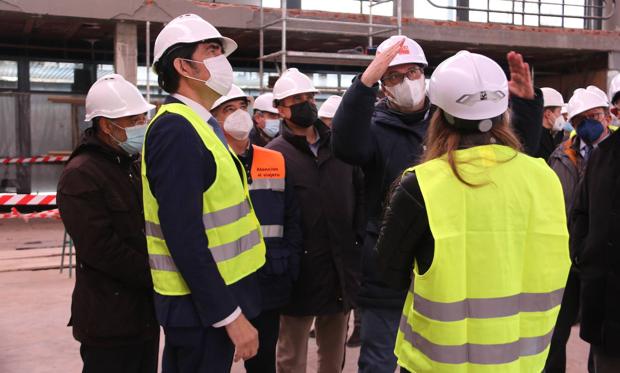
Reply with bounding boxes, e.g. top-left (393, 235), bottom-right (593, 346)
top-left (331, 76), bottom-right (544, 308)
top-left (570, 130), bottom-right (620, 355)
top-left (57, 130), bottom-right (158, 346)
top-left (267, 120), bottom-right (365, 315)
